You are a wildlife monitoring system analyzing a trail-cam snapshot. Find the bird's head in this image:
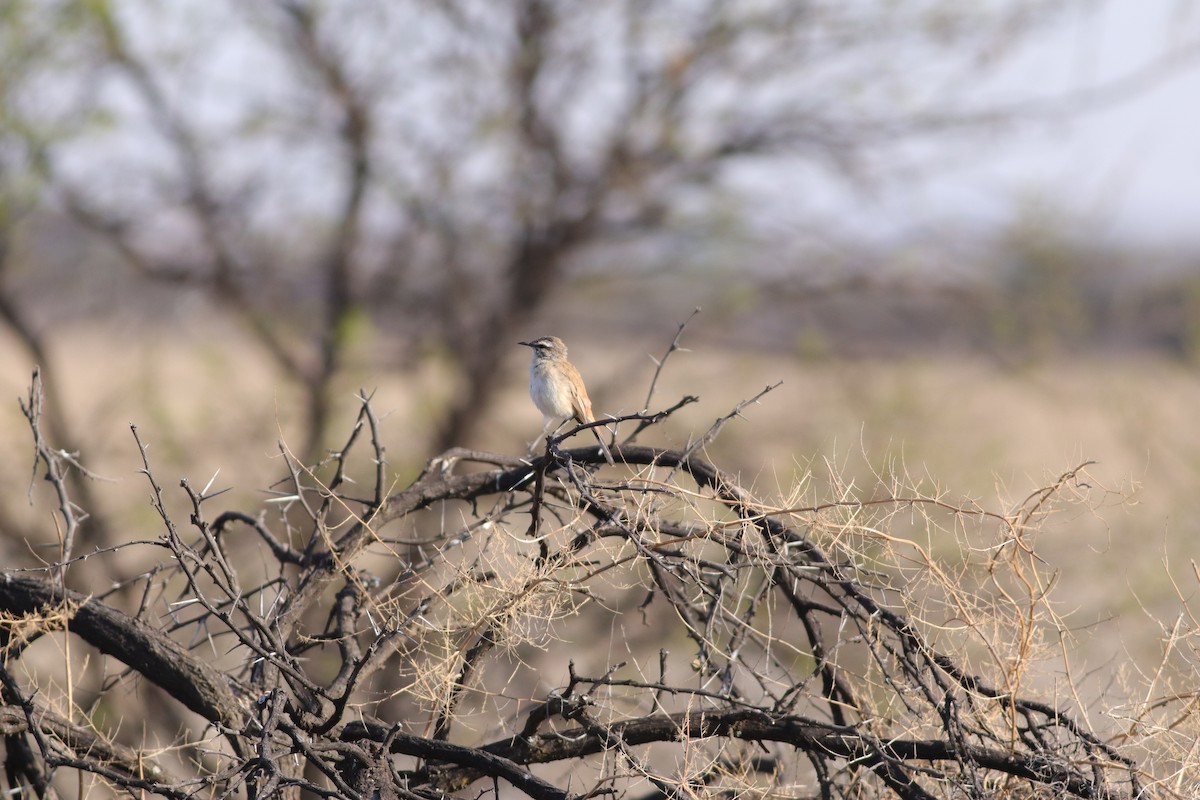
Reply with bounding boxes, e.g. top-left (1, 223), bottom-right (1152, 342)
top-left (518, 336), bottom-right (568, 359)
